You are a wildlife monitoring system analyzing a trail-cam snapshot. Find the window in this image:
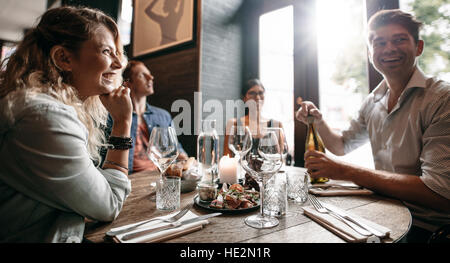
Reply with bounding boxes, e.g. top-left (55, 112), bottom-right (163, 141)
top-left (316, 0), bottom-right (374, 168)
top-left (257, 0), bottom-right (448, 168)
top-left (259, 6), bottom-right (295, 157)
top-left (400, 0), bottom-right (450, 82)
top-left (118, 0), bottom-right (133, 46)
